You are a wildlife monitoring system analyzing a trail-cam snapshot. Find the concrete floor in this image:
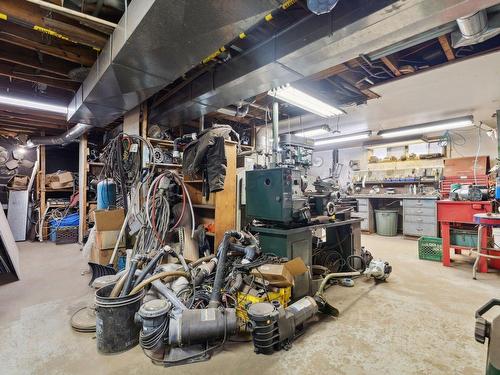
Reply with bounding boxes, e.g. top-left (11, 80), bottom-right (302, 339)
top-left (1, 235), bottom-right (499, 375)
